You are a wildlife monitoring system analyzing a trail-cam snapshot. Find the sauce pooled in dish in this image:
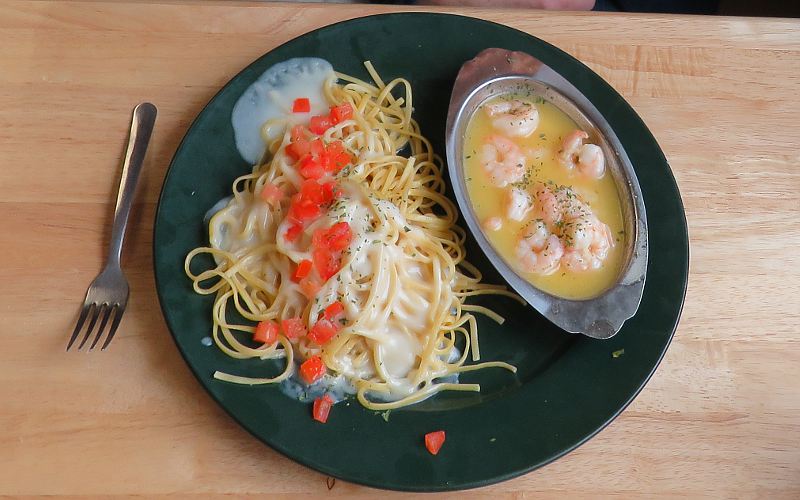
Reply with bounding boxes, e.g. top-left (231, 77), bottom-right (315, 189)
top-left (463, 95), bottom-right (625, 299)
